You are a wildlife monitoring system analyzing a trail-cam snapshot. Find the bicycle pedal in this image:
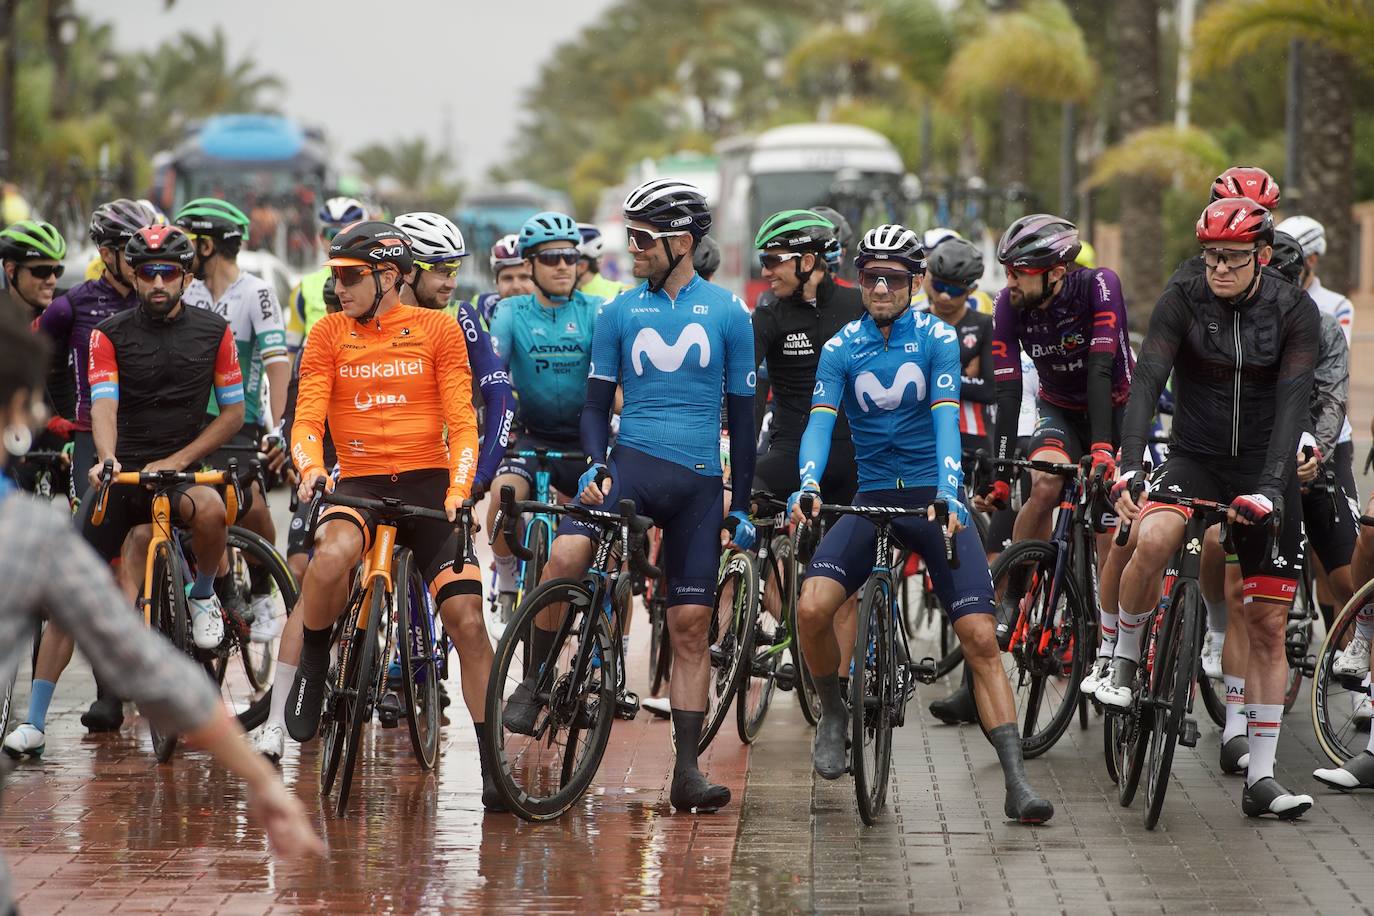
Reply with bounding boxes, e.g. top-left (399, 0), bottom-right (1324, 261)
top-left (1179, 717), bottom-right (1199, 748)
top-left (911, 657), bottom-right (940, 684)
top-left (709, 645), bottom-right (727, 668)
top-left (1302, 656), bottom-right (1317, 678)
top-left (775, 662), bottom-right (796, 691)
top-left (615, 691), bottom-right (641, 720)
